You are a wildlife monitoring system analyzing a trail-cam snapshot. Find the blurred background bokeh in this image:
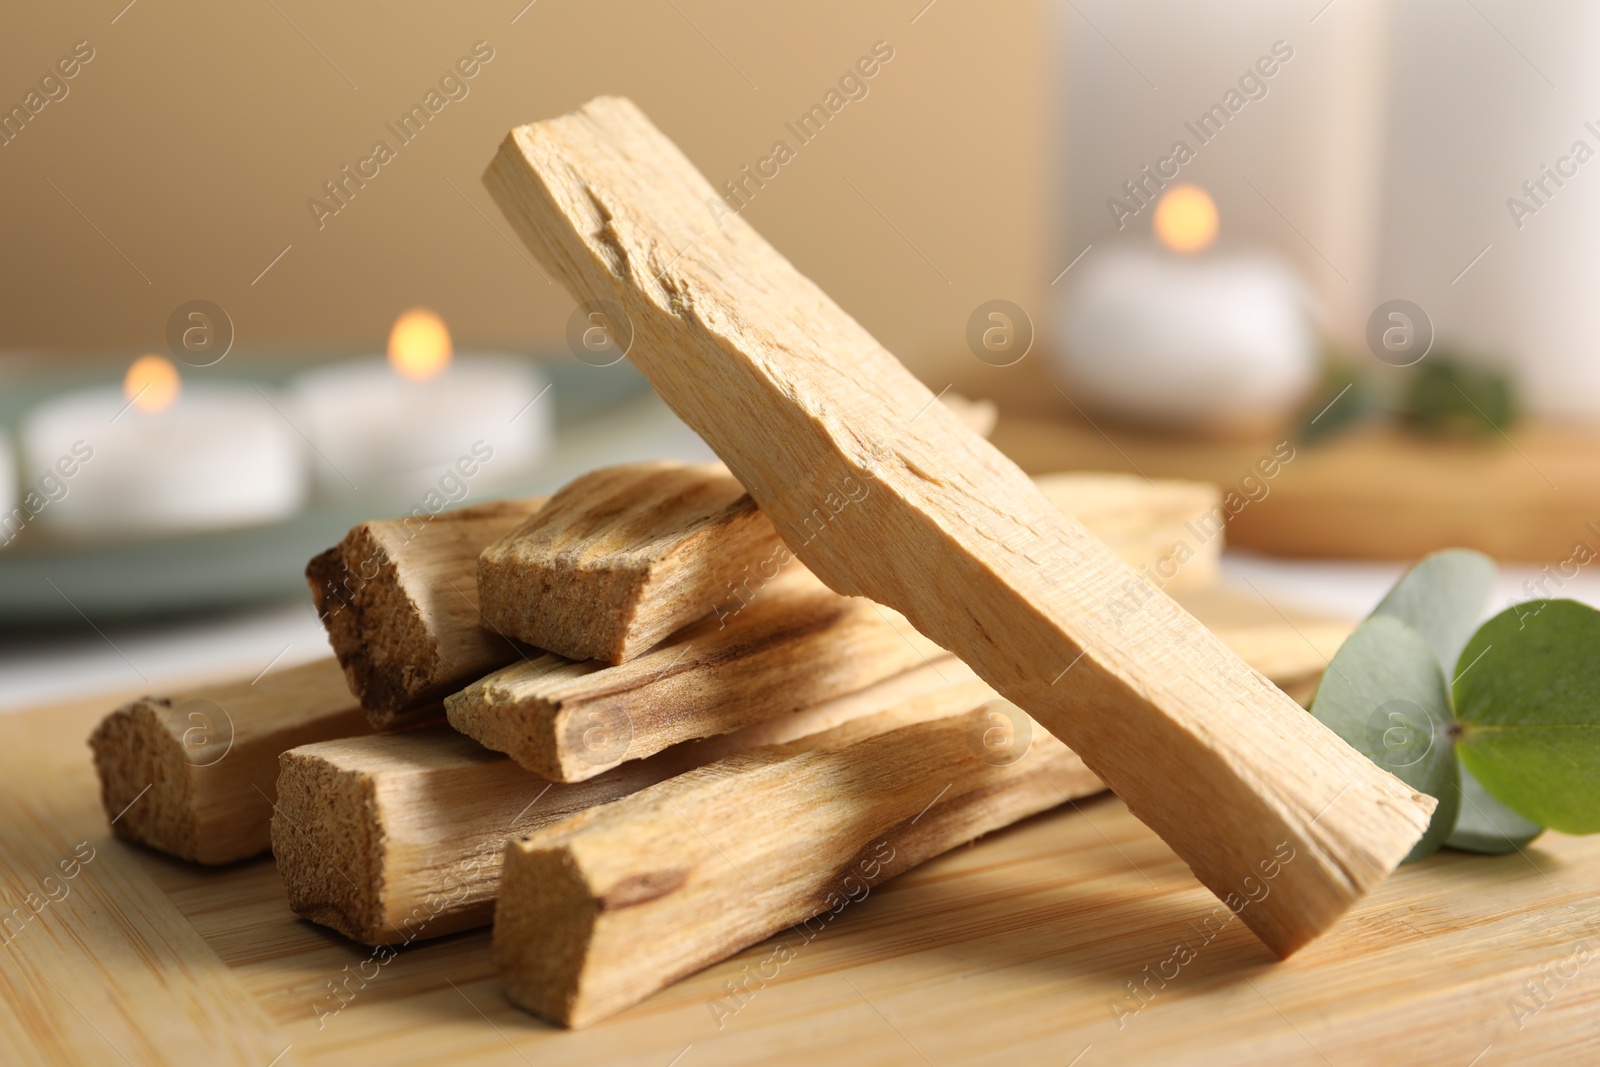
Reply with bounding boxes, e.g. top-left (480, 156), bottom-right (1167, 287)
top-left (5, 0), bottom-right (1599, 705)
